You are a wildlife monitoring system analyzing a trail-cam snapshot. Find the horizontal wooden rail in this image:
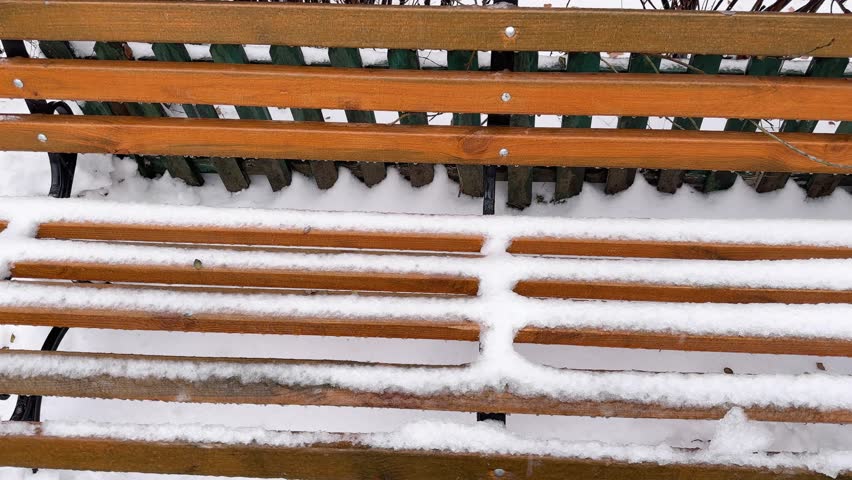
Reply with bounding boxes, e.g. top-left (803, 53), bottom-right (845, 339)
top-left (1, 0), bottom-right (850, 56)
top-left (3, 59), bottom-right (852, 120)
top-left (0, 304), bottom-right (481, 341)
top-left (0, 351), bottom-right (848, 423)
top-left (513, 328), bottom-right (852, 357)
top-left (508, 237), bottom-right (852, 260)
top-left (515, 280), bottom-right (852, 304)
top-left (2, 427), bottom-right (845, 480)
top-left (2, 115), bottom-right (851, 173)
top-left (35, 221), bottom-right (485, 253)
top-left (1, 302), bottom-right (849, 356)
top-left (10, 261), bottom-right (480, 295)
